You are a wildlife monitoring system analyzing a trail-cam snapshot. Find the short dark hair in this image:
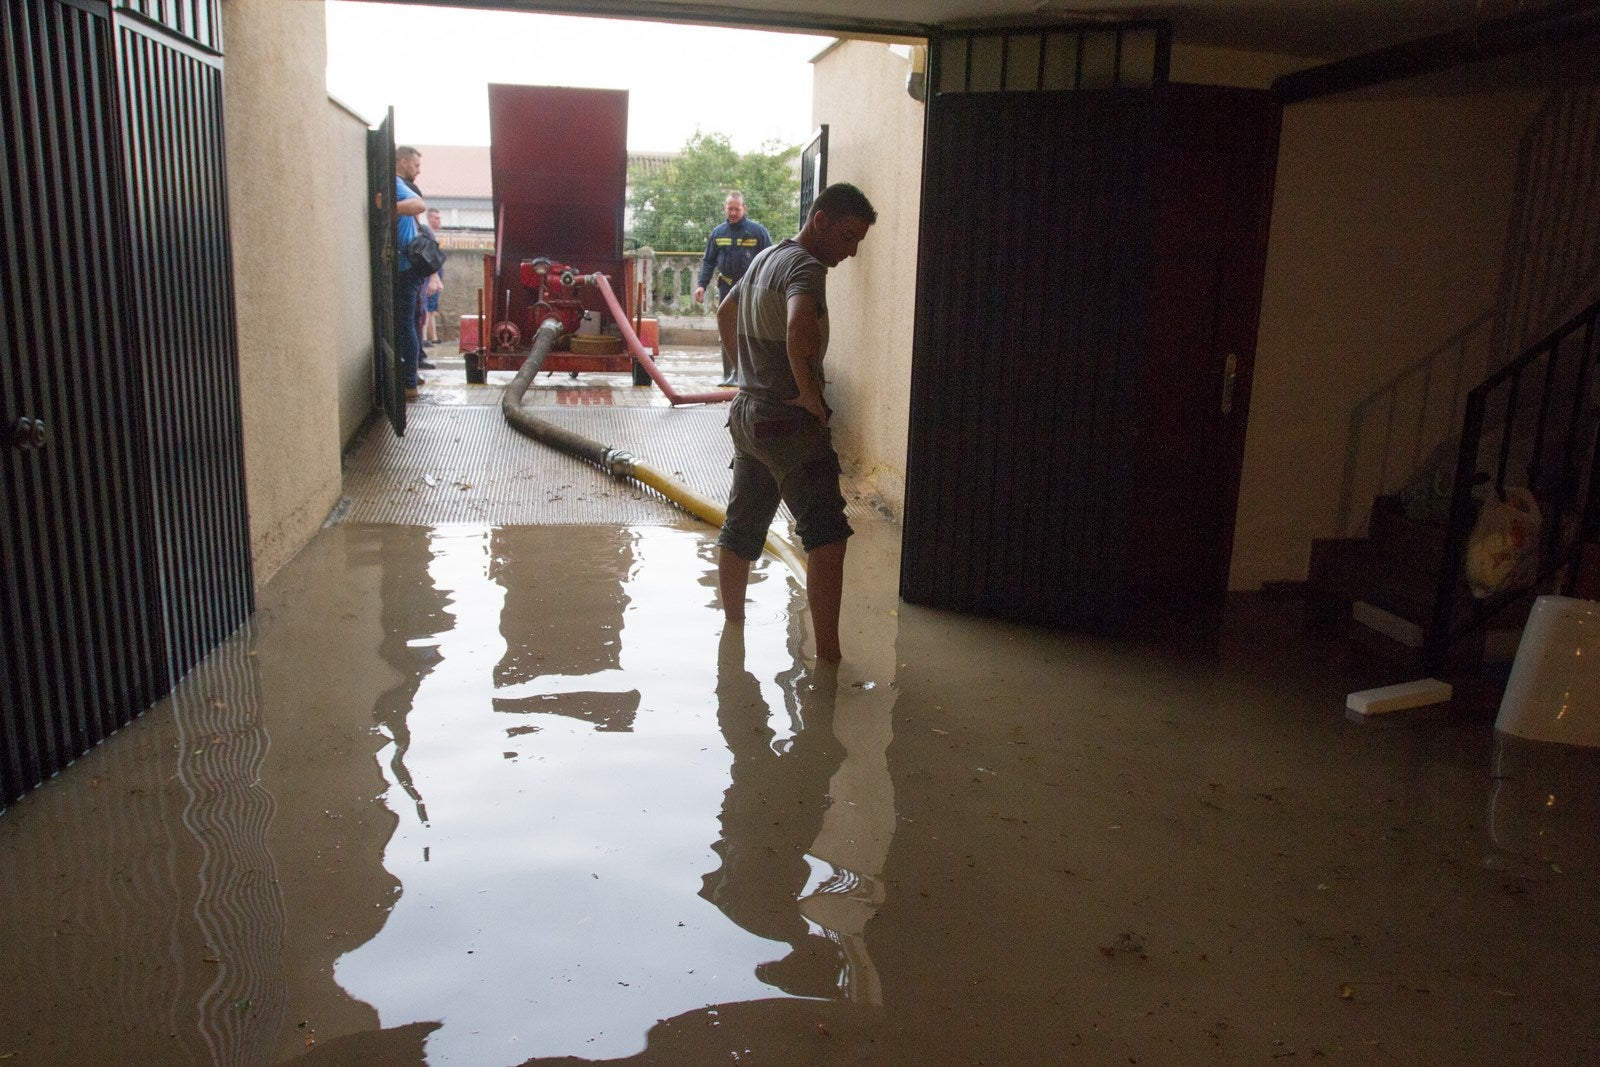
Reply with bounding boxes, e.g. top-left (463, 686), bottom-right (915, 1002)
top-left (809, 182), bottom-right (876, 225)
top-left (396, 145), bottom-right (420, 161)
